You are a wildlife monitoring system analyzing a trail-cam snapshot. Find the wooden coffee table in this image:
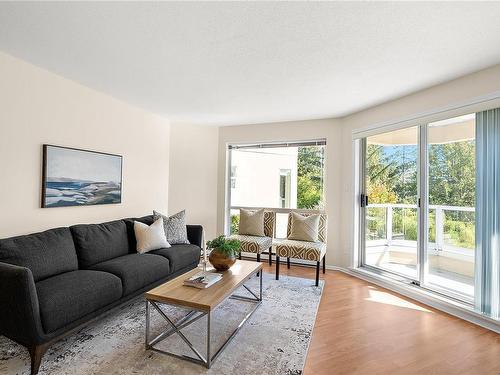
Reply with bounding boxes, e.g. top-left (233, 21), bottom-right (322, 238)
top-left (144, 260), bottom-right (263, 368)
